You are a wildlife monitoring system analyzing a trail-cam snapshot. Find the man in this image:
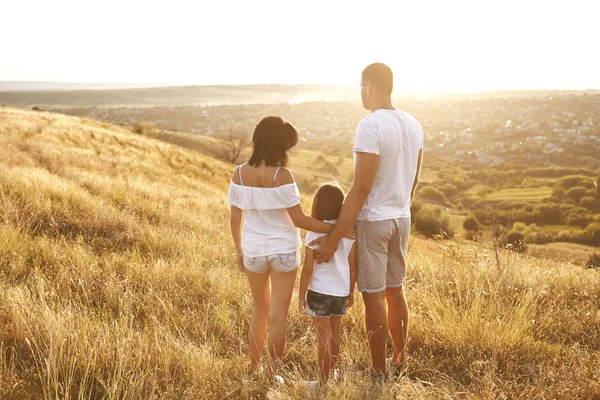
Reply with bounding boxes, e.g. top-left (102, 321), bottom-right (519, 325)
top-left (311, 62), bottom-right (423, 377)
